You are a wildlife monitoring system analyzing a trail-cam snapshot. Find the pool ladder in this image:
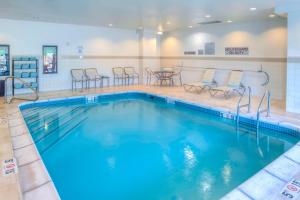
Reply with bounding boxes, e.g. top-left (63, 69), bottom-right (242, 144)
top-left (236, 89), bottom-right (271, 129)
top-left (256, 90), bottom-right (271, 130)
top-left (236, 86), bottom-right (252, 125)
